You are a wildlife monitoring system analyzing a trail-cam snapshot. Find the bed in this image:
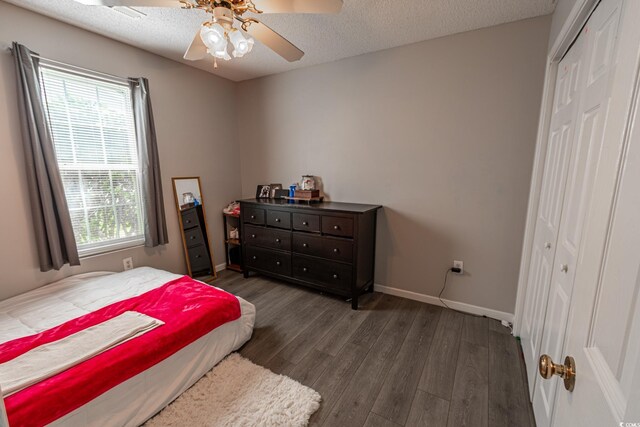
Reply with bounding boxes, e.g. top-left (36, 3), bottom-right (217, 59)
top-left (0, 267), bottom-right (256, 427)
